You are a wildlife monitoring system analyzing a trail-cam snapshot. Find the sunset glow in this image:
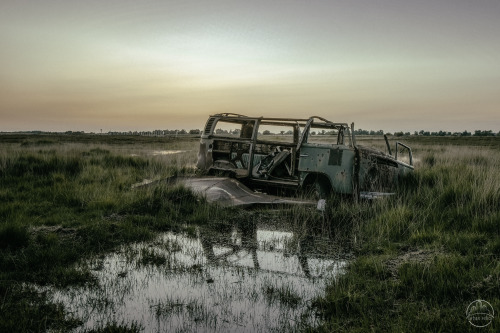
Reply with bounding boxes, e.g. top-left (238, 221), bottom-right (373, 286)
top-left (1, 0), bottom-right (499, 132)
